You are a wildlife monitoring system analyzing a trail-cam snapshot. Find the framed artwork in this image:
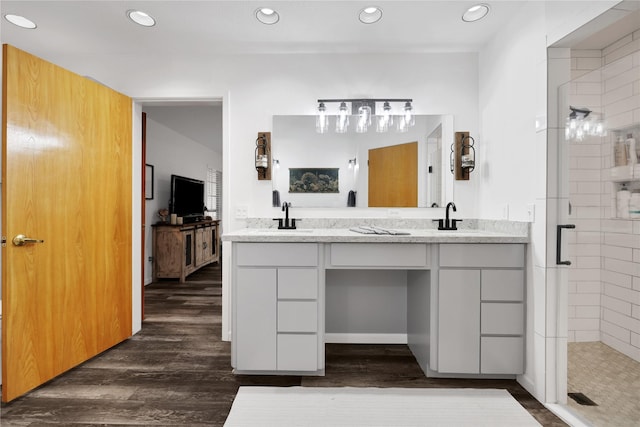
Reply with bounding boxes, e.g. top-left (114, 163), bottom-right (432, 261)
top-left (145, 164), bottom-right (154, 200)
top-left (289, 168), bottom-right (339, 193)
